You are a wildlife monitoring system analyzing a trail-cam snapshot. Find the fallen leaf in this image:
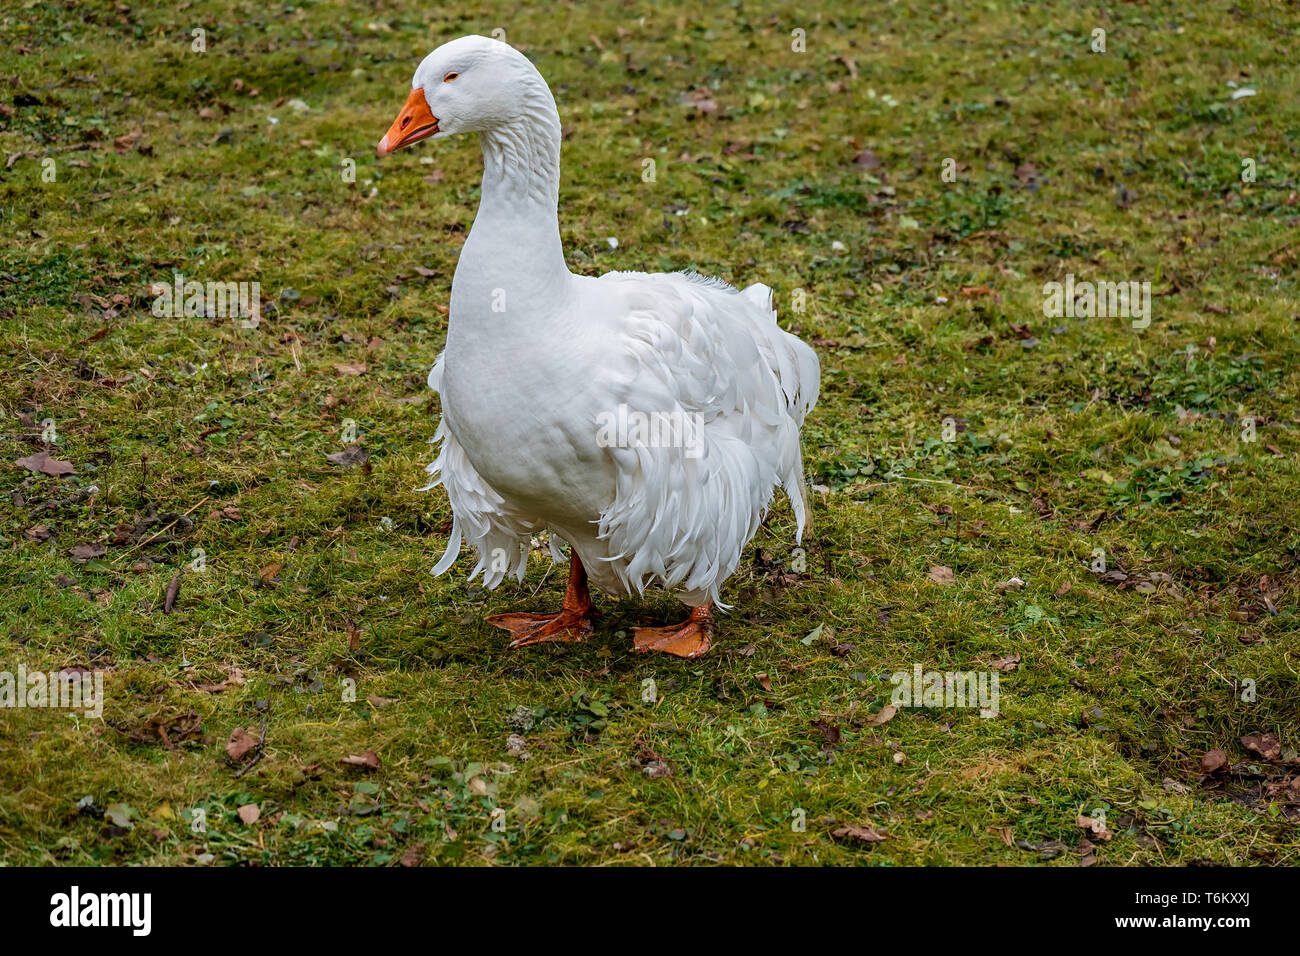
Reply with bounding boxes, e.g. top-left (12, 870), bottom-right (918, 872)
top-left (258, 561), bottom-right (283, 584)
top-left (754, 672), bottom-right (772, 692)
top-left (226, 727), bottom-right (258, 761)
top-left (990, 653), bottom-right (1021, 672)
top-left (1080, 836), bottom-right (1098, 867)
top-left (1017, 838), bottom-right (1067, 860)
top-left (867, 704), bottom-right (897, 726)
top-left (928, 565), bottom-right (956, 585)
top-left (1076, 814), bottom-right (1113, 841)
top-left (113, 127), bottom-right (142, 151)
top-left (811, 719), bottom-right (841, 746)
top-left (194, 667), bottom-right (246, 693)
top-left (104, 803), bottom-right (135, 830)
top-left (853, 148), bottom-right (881, 169)
top-left (634, 746), bottom-right (672, 779)
top-left (1241, 733), bottom-right (1282, 762)
top-left (325, 446), bottom-right (369, 468)
top-left (163, 574), bottom-right (181, 613)
top-left (1200, 749), bottom-right (1227, 773)
top-left (832, 825), bottom-right (888, 844)
top-left (69, 542), bottom-right (106, 563)
top-left (400, 844), bottom-right (424, 867)
top-left (340, 751), bottom-right (380, 769)
top-left (237, 803), bottom-right (260, 824)
top-left (987, 825), bottom-right (1014, 847)
top-left (333, 362), bottom-right (367, 376)
top-left (16, 451), bottom-right (75, 476)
